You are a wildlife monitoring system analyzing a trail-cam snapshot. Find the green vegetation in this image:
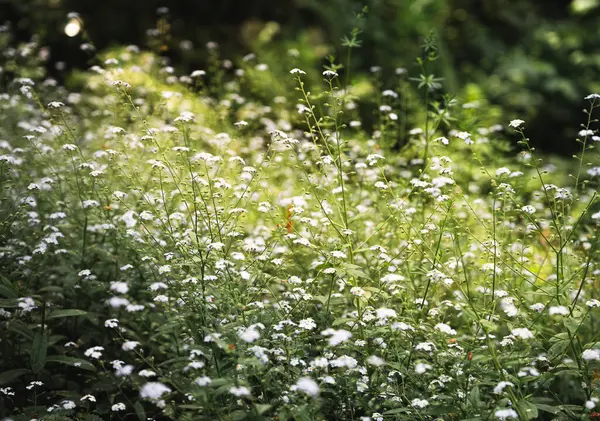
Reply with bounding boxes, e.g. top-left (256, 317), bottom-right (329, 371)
top-left (2, 5), bottom-right (600, 421)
